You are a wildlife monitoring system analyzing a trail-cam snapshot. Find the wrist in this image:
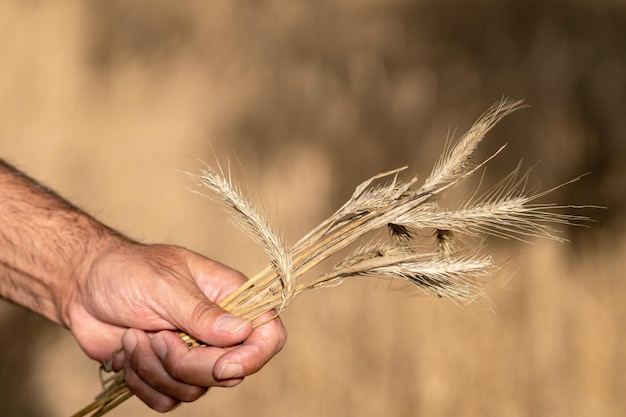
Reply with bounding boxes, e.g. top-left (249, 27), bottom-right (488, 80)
top-left (59, 223), bottom-right (131, 329)
top-left (0, 159), bottom-right (134, 327)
